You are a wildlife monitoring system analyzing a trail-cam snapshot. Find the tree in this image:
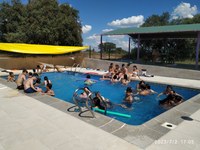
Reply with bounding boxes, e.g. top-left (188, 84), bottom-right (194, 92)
top-left (137, 12), bottom-right (200, 63)
top-left (55, 4), bottom-right (82, 46)
top-left (98, 42), bottom-right (116, 53)
top-left (135, 12), bottom-right (170, 62)
top-left (142, 12), bottom-right (170, 27)
top-left (0, 0), bottom-right (83, 46)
